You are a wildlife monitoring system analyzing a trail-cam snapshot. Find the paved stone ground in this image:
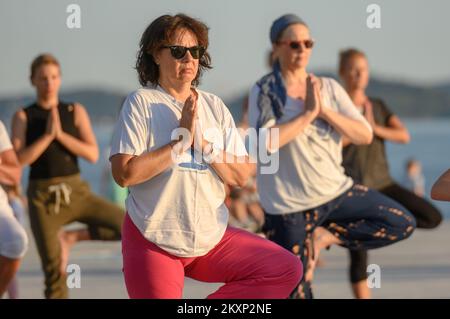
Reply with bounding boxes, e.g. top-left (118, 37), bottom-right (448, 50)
top-left (9, 222), bottom-right (450, 299)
